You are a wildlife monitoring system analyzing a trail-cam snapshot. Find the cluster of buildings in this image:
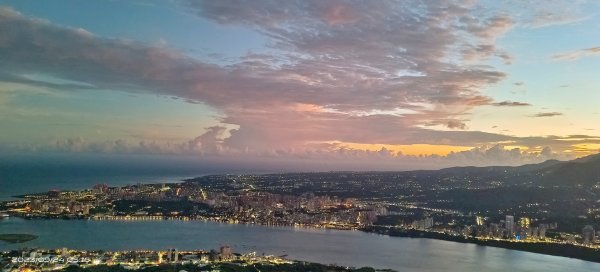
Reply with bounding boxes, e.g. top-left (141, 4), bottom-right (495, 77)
top-left (202, 191), bottom-right (355, 212)
top-left (29, 197), bottom-right (92, 216)
top-left (581, 225), bottom-right (596, 245)
top-left (198, 191), bottom-right (380, 228)
top-left (4, 176), bottom-right (599, 251)
top-left (6, 183), bottom-right (384, 229)
top-left (1, 246), bottom-right (290, 272)
top-left (403, 214), bottom-right (551, 241)
top-left (411, 217), bottom-right (434, 230)
top-left (461, 215), bottom-right (554, 241)
top-left (403, 214), bottom-right (599, 247)
top-left (468, 219), bottom-right (599, 247)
